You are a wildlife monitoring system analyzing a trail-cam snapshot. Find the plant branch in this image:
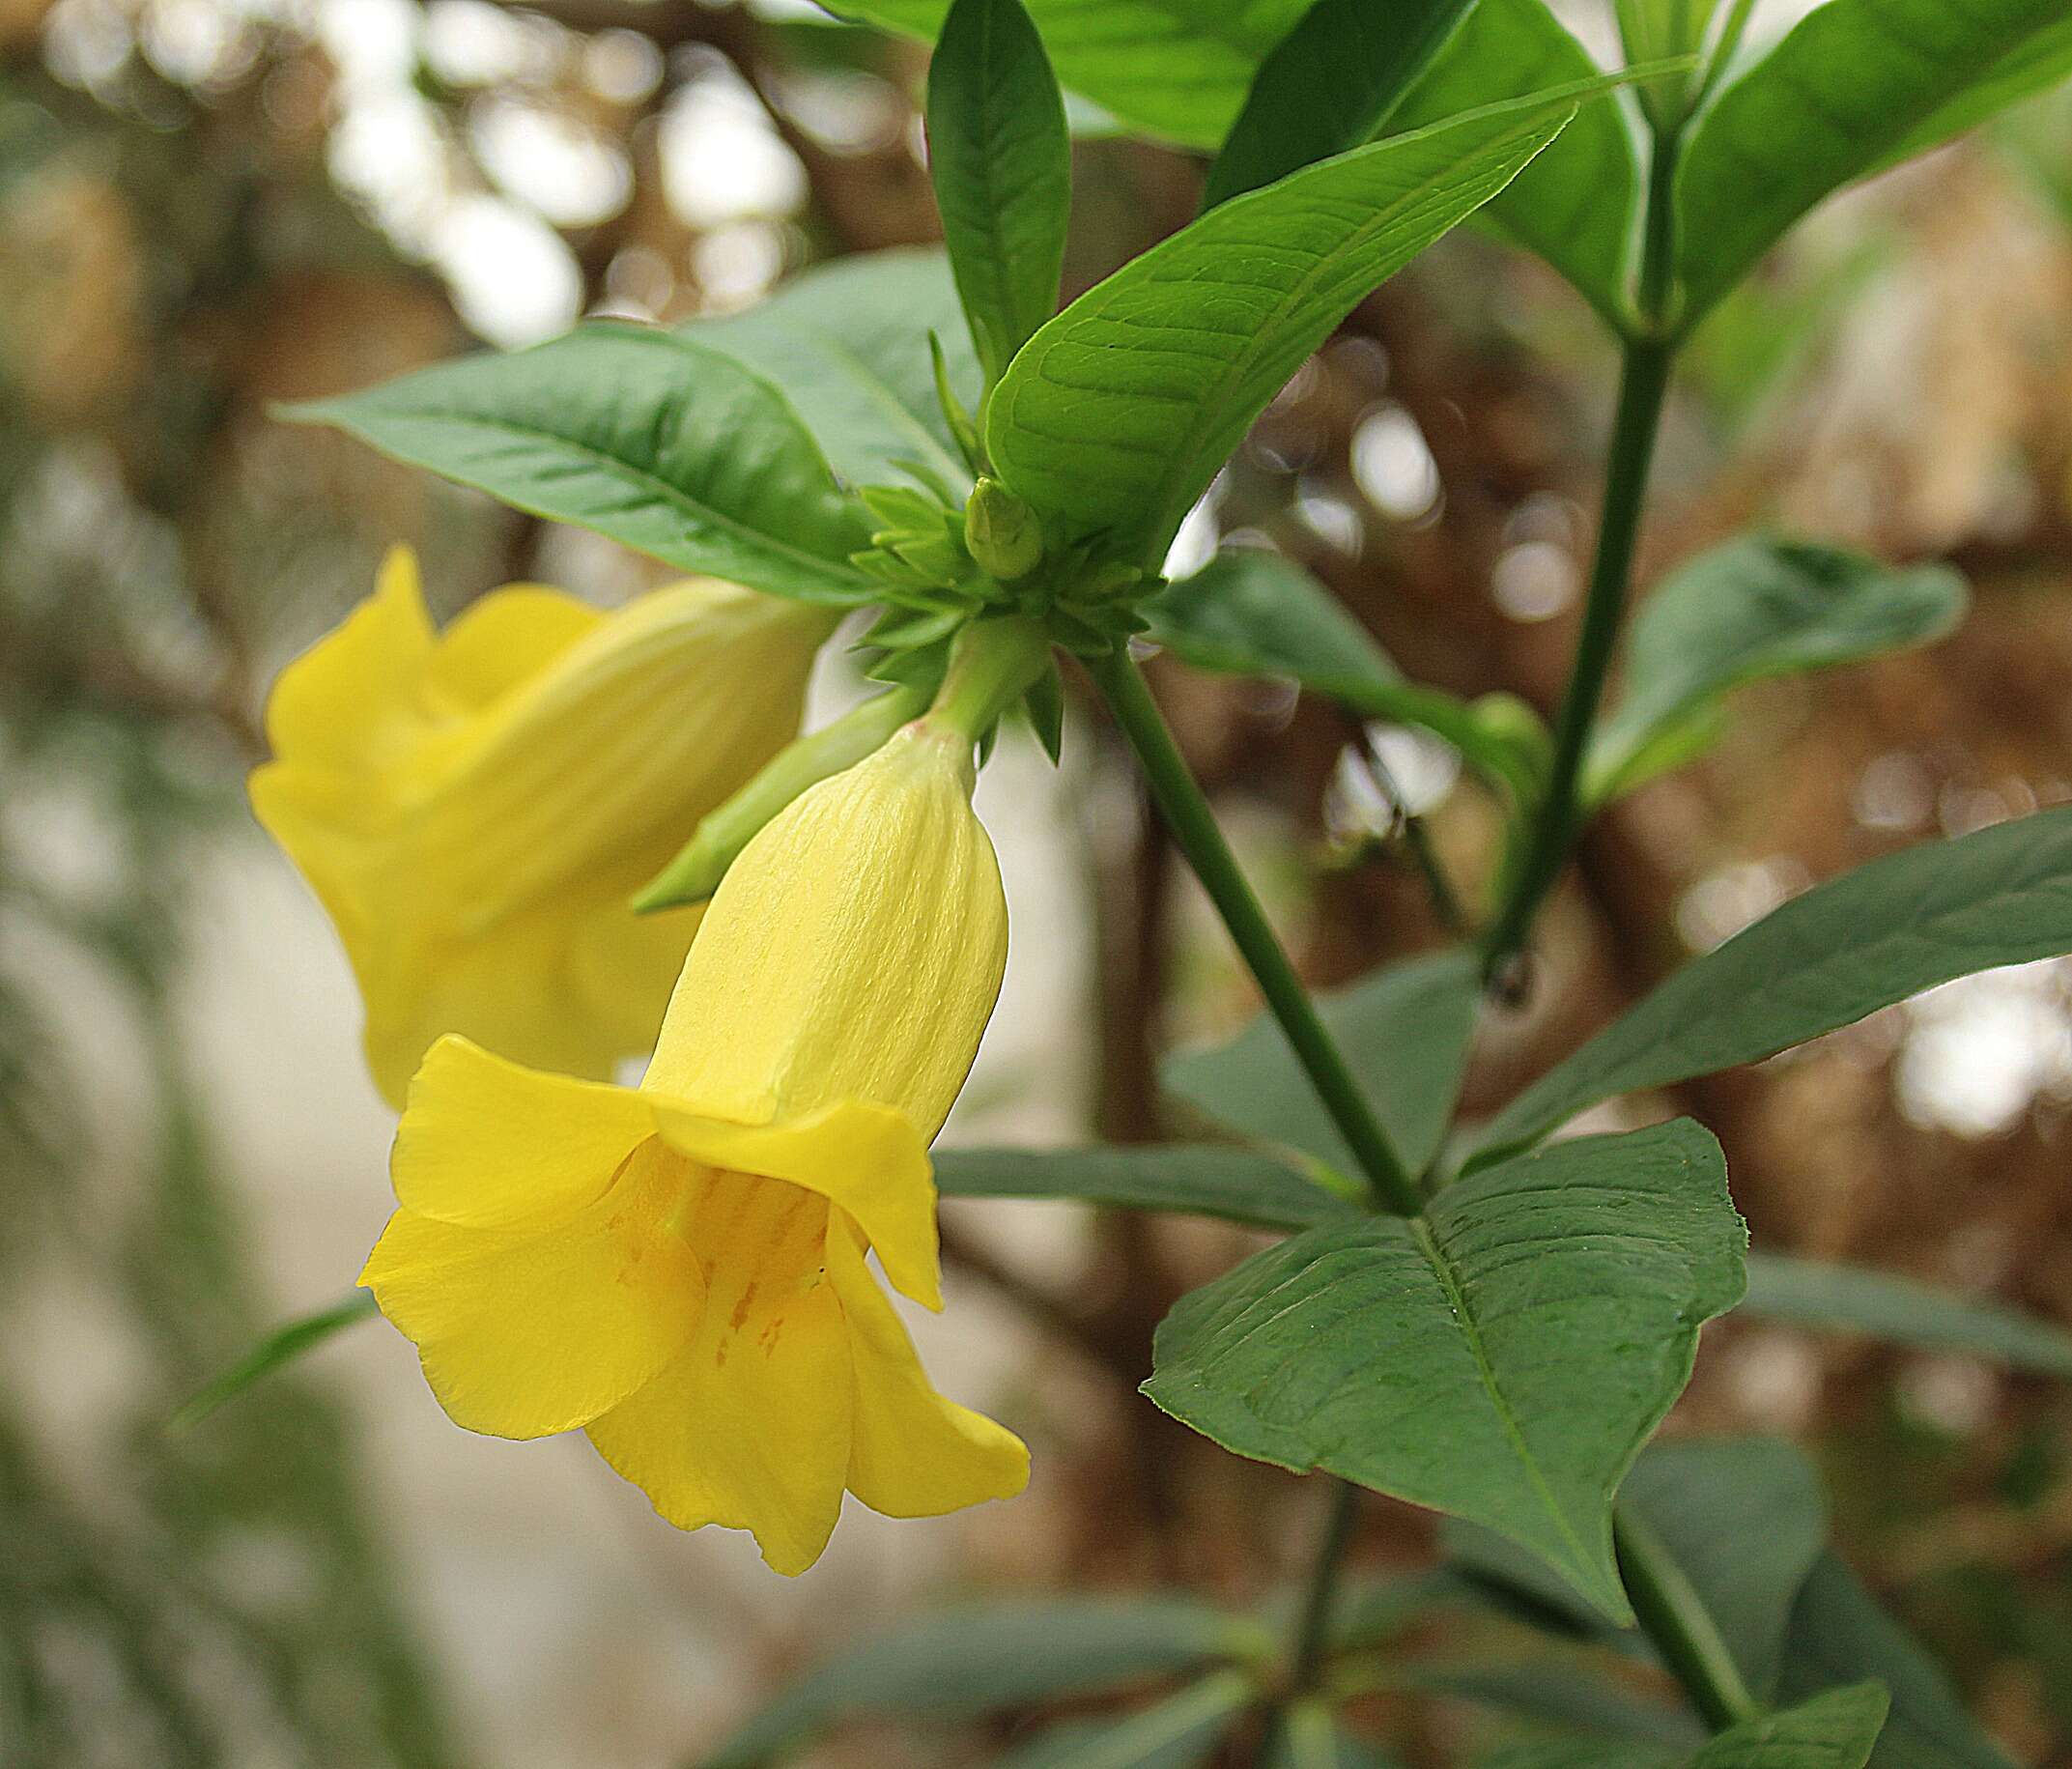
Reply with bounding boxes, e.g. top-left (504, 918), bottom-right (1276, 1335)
top-left (1088, 650), bottom-right (1422, 1215)
top-left (1286, 1480), bottom-right (1360, 1696)
top-left (1613, 1505), bottom-right (1762, 1730)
